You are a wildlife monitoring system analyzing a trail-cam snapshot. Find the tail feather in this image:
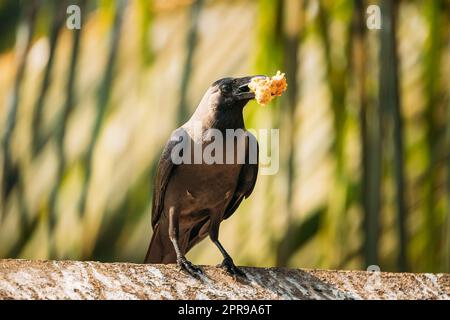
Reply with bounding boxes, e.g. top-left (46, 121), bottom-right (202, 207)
top-left (144, 224), bottom-right (163, 263)
top-left (144, 224), bottom-right (176, 263)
